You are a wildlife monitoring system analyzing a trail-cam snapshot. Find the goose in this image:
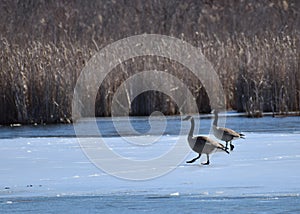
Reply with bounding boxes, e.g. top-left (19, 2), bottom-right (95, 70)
top-left (183, 115), bottom-right (229, 165)
top-left (212, 110), bottom-right (245, 151)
